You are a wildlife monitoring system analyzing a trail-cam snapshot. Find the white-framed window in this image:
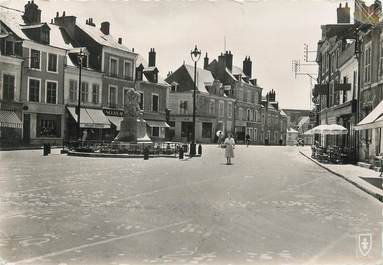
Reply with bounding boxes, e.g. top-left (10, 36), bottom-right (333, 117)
top-left (238, 107), bottom-right (243, 121)
top-left (2, 73), bottom-right (15, 101)
top-left (254, 110), bottom-right (257, 122)
top-left (152, 93), bottom-right (159, 112)
top-left (45, 80), bottom-right (58, 104)
top-left (30, 49), bottom-right (41, 70)
top-left (92, 84), bottom-right (100, 104)
top-left (218, 100), bottom-right (224, 117)
top-left (364, 44), bottom-right (372, 83)
top-left (109, 57), bottom-right (118, 77)
top-left (28, 77), bottom-right (41, 102)
top-left (47, 53), bottom-right (58, 73)
top-left (69, 80), bottom-right (77, 101)
top-left (108, 85), bottom-right (118, 107)
top-left (209, 99), bottom-right (215, 115)
top-left (253, 128), bottom-right (257, 142)
top-left (179, 100), bottom-right (188, 114)
top-left (247, 109), bottom-right (251, 121)
top-left (81, 82), bottom-right (89, 103)
top-left (123, 60), bottom-right (132, 80)
top-left (228, 101), bottom-right (233, 118)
